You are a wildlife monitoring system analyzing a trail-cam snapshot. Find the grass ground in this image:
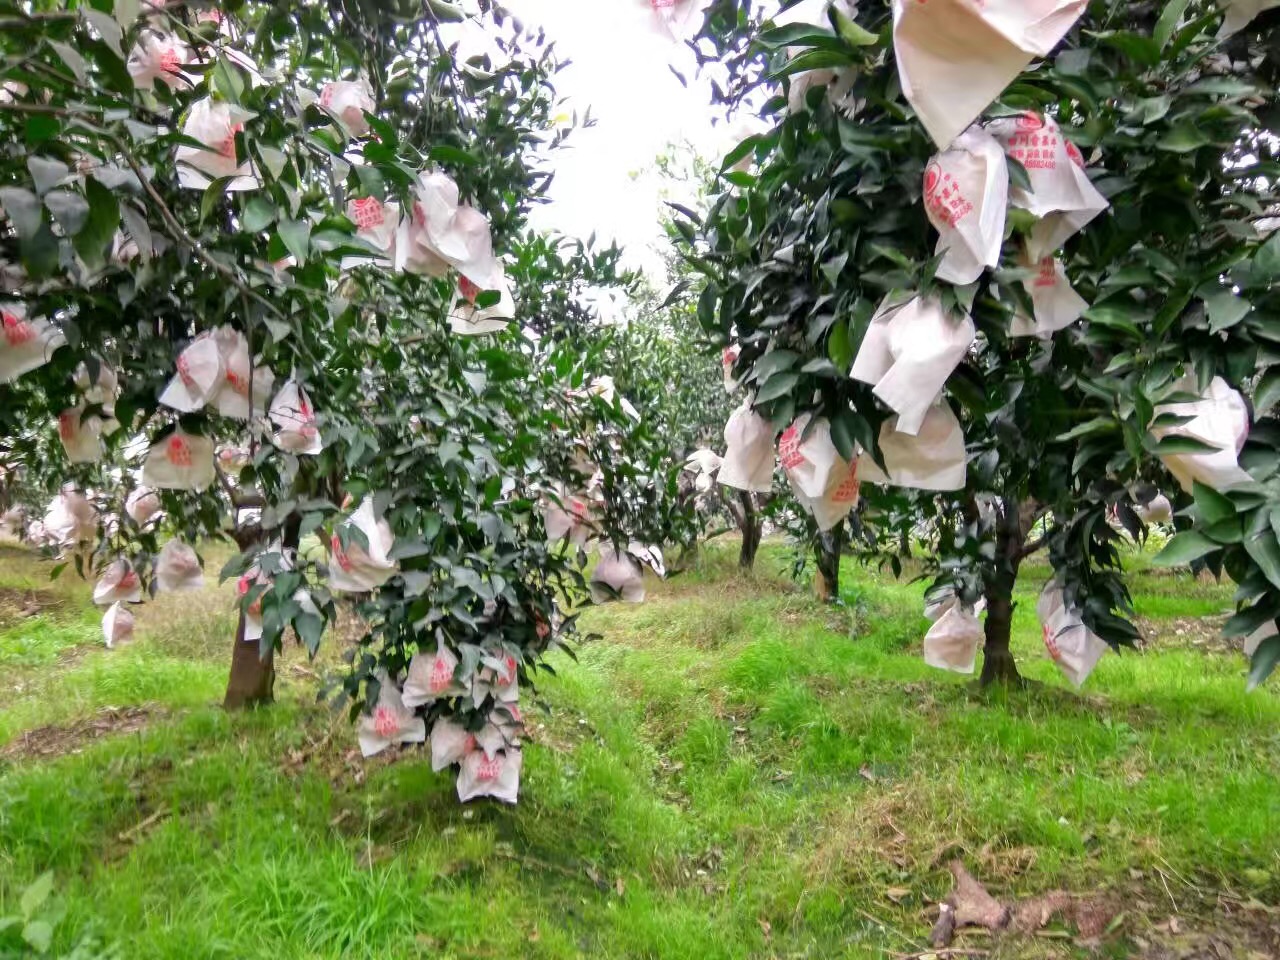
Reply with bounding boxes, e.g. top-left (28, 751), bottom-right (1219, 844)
top-left (0, 539), bottom-right (1277, 959)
